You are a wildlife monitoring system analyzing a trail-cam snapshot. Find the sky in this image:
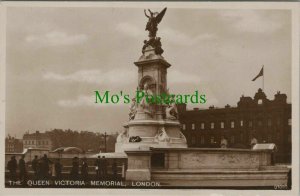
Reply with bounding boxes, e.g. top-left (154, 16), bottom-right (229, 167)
top-left (5, 7), bottom-right (291, 138)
